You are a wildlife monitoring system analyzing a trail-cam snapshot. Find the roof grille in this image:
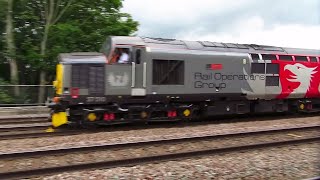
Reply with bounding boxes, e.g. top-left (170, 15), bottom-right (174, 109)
top-left (199, 41), bottom-right (249, 49)
top-left (249, 44), bottom-right (284, 51)
top-left (141, 37), bottom-right (185, 45)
